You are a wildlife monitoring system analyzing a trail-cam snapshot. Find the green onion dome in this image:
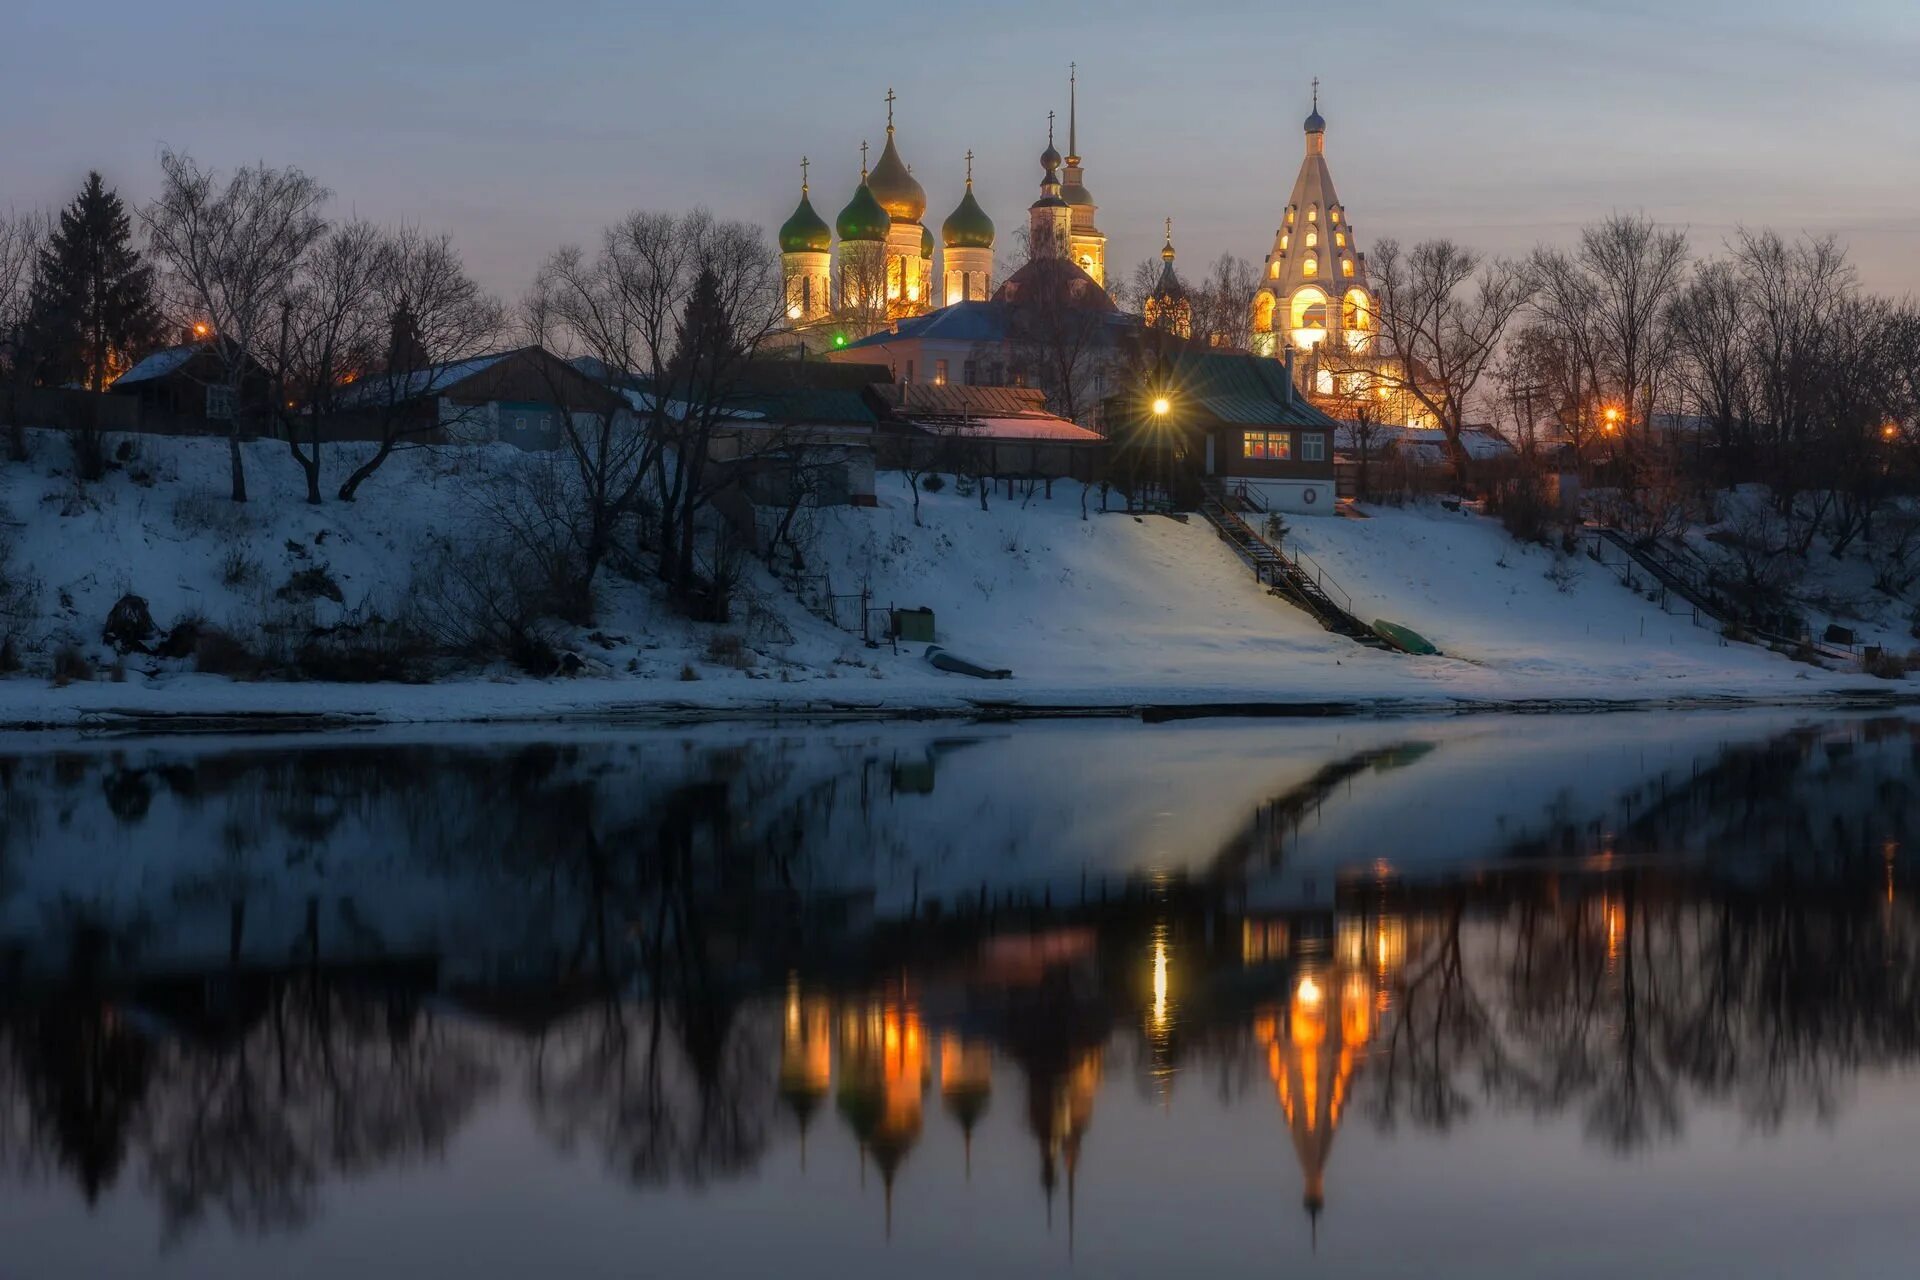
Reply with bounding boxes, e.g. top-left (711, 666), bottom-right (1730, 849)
top-left (836, 181), bottom-right (891, 243)
top-left (920, 224), bottom-right (934, 259)
top-left (866, 129), bottom-right (926, 223)
top-left (941, 184), bottom-right (995, 250)
top-left (778, 186), bottom-right (831, 254)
